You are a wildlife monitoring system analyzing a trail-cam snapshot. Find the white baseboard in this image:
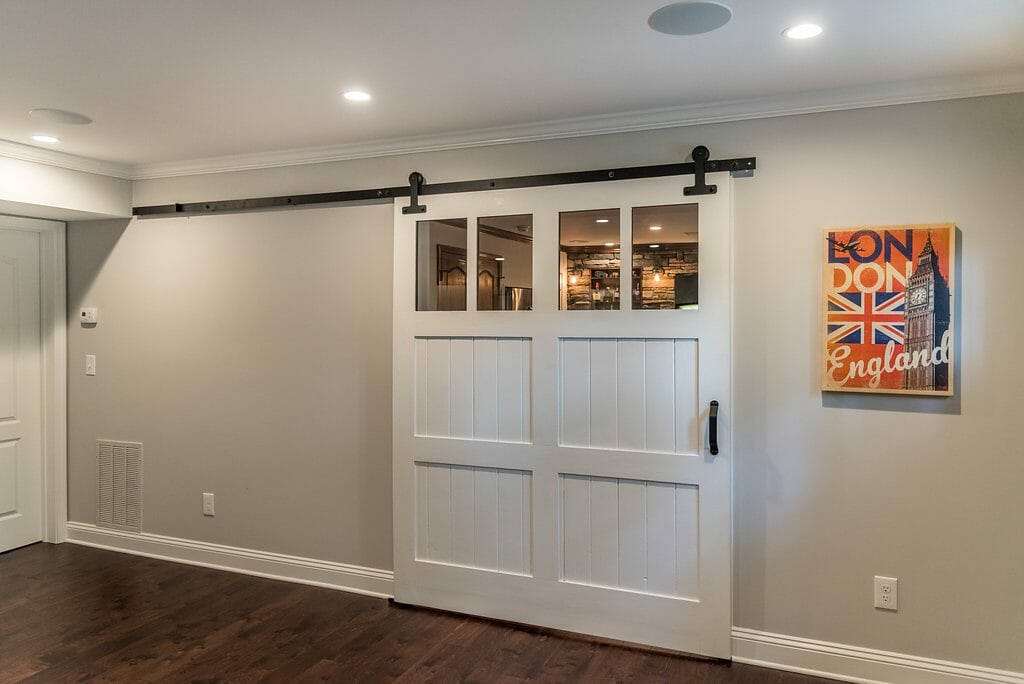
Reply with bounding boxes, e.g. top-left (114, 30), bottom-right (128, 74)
top-left (732, 627), bottom-right (1024, 684)
top-left (65, 522), bottom-right (394, 599)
